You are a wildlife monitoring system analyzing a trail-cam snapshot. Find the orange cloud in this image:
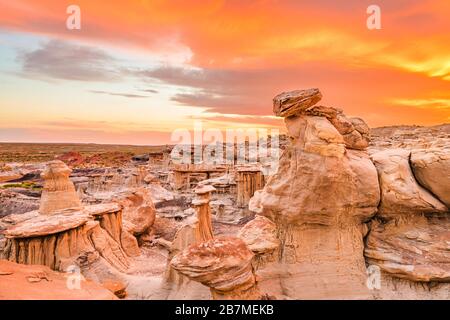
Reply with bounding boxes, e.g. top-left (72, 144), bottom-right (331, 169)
top-left (0, 0), bottom-right (449, 143)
